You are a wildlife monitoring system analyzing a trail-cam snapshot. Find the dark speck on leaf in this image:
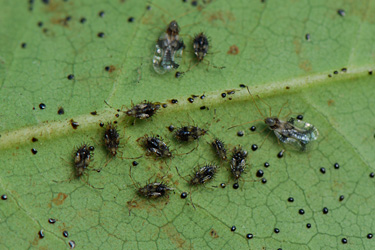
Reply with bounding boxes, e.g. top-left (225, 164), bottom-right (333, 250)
top-left (339, 195), bottom-right (344, 201)
top-left (80, 17), bottom-right (86, 23)
top-left (171, 99), bottom-right (178, 104)
top-left (333, 70), bottom-right (338, 74)
top-left (250, 126), bottom-right (256, 131)
top-left (256, 169), bottom-right (264, 177)
top-left (296, 115), bottom-right (303, 120)
top-left (69, 240), bottom-right (75, 249)
top-left (306, 223), bottom-right (311, 228)
top-left (328, 74), bottom-right (332, 77)
top-left (132, 161), bottom-right (138, 166)
top-left (220, 183), bottom-right (226, 188)
top-left (299, 209), bottom-right (305, 215)
top-left (21, 43), bottom-right (26, 48)
top-left (1, 195), bottom-right (7, 200)
top-left (57, 107), bottom-right (64, 115)
top-left (200, 95), bottom-right (205, 99)
top-left (200, 106), bottom-right (206, 110)
top-left (90, 111), bottom-right (97, 115)
top-left (341, 68), bottom-right (347, 72)
top-left (99, 122), bottom-right (104, 127)
top-left (237, 131), bottom-right (244, 137)
top-left (105, 66), bottom-right (110, 71)
top-left (38, 230), bottom-right (44, 238)
top-left (162, 104), bottom-right (167, 108)
top-left (274, 228), bottom-right (280, 233)
top-left (264, 162), bottom-right (269, 168)
top-left (370, 172), bottom-right (374, 178)
top-left (37, 22), bottom-right (43, 27)
top-left (67, 74), bottom-right (74, 80)
top-left (42, 0), bottom-right (49, 4)
top-left (97, 32), bottom-right (105, 38)
top-left (32, 137), bottom-right (38, 142)
top-left (369, 71), bottom-right (373, 75)
top-left (334, 163), bottom-right (340, 169)
top-left (128, 17), bottom-right (134, 22)
top-left (288, 197), bottom-right (294, 202)
top-left (231, 226), bottom-right (236, 232)
top-left (188, 98), bottom-right (194, 103)
top-left (168, 125), bottom-right (175, 132)
top-left (65, 16), bottom-right (72, 22)
top-left (180, 192), bottom-right (187, 199)
top-left (63, 231), bottom-right (69, 237)
top-left (341, 238), bottom-right (347, 244)
top-left (70, 119), bottom-right (79, 129)
top-left (233, 183), bottom-right (239, 189)
top-left (221, 93), bottom-right (226, 98)
top-left (239, 84), bottom-right (246, 88)
top-left (191, 0), bottom-right (198, 6)
top-left (48, 218), bottom-right (56, 224)
top-left (305, 33), bottom-right (310, 41)
top-left (277, 150), bottom-right (284, 158)
top-left (251, 144), bottom-right (258, 151)
top-left (322, 207), bottom-right (328, 214)
top-left (39, 103), bottom-right (46, 110)
top-left (31, 148), bottom-right (38, 155)
top-left (146, 5), bottom-right (151, 10)
top-left (337, 9), bottom-right (346, 17)
top-left (99, 11), bottom-right (105, 17)
top-left (246, 233), bottom-right (253, 239)
top-left (367, 234), bottom-right (373, 239)
top-left (261, 178), bottom-right (267, 184)
top-left (320, 167), bottom-right (326, 174)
